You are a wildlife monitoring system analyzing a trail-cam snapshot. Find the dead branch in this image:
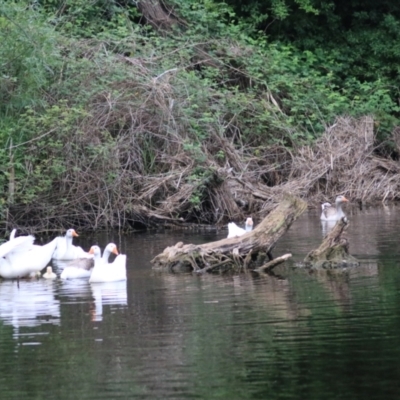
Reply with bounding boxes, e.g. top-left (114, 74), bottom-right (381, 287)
top-left (253, 253), bottom-right (292, 273)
